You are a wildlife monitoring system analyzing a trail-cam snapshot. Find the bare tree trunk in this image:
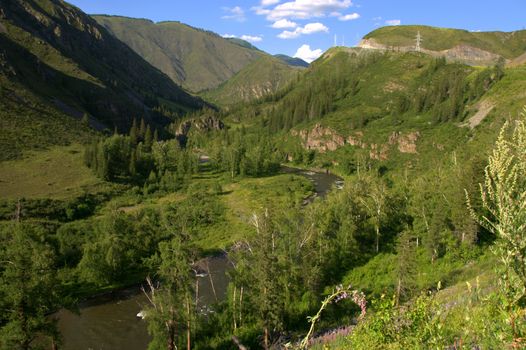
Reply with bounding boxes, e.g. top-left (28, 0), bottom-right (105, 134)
top-left (232, 286), bottom-right (237, 330)
top-left (186, 298), bottom-right (191, 350)
top-left (167, 319), bottom-right (176, 350)
top-left (206, 262), bottom-right (218, 302)
top-left (232, 336), bottom-right (247, 350)
top-left (375, 225), bottom-right (380, 253)
top-left (239, 286), bottom-right (244, 327)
